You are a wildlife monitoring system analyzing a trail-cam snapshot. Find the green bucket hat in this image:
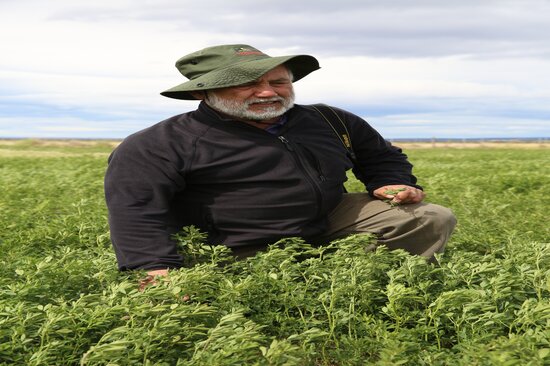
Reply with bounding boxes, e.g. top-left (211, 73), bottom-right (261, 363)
top-left (160, 44), bottom-right (320, 100)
